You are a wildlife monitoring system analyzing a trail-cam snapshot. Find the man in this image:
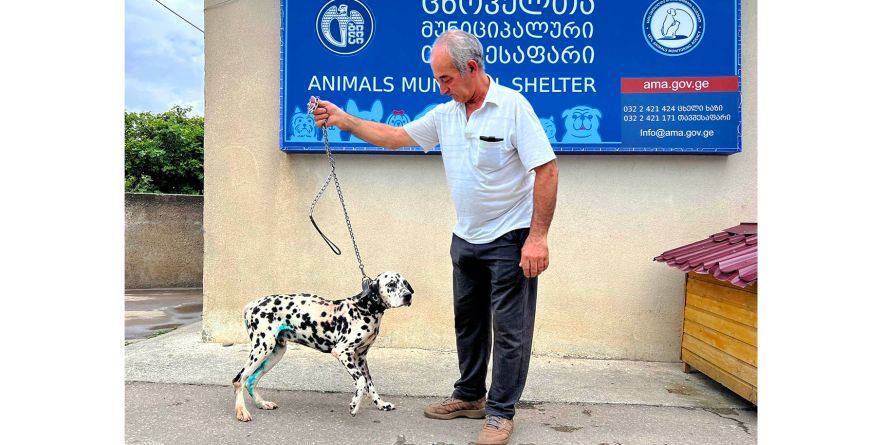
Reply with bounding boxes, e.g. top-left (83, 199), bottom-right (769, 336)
top-left (312, 30), bottom-right (558, 445)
